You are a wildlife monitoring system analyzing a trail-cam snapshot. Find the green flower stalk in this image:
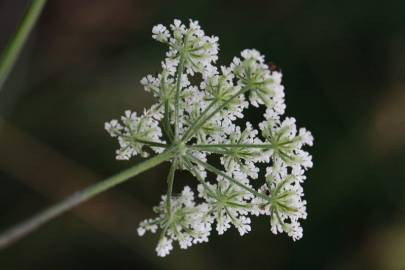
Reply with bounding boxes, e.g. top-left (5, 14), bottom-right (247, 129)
top-left (0, 0), bottom-right (47, 91)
